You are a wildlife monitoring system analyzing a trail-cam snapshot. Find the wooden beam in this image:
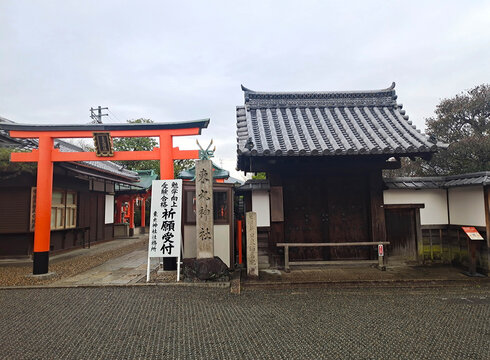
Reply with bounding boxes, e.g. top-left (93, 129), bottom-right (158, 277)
top-left (289, 260), bottom-right (378, 266)
top-left (9, 128), bottom-right (201, 139)
top-left (277, 242), bottom-right (390, 247)
top-left (384, 204), bottom-right (425, 209)
top-left (172, 147), bottom-right (199, 160)
top-left (11, 147), bottom-right (199, 162)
